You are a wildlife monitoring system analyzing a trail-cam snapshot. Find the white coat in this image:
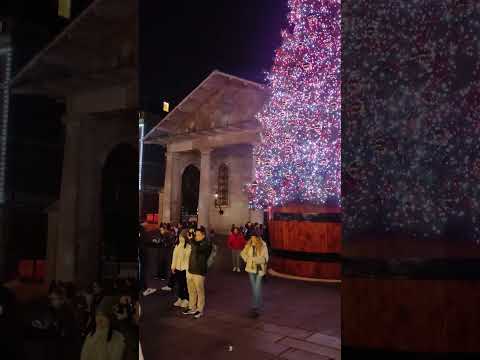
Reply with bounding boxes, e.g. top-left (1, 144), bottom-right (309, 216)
top-left (240, 241), bottom-right (269, 276)
top-left (171, 241), bottom-right (192, 271)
